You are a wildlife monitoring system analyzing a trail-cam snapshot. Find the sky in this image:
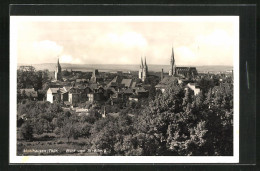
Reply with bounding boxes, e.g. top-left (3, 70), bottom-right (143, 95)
top-left (12, 16), bottom-right (238, 66)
